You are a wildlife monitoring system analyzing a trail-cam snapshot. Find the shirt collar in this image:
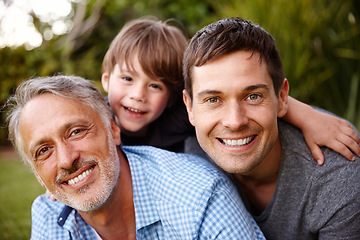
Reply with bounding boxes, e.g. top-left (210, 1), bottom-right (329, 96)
top-left (56, 147), bottom-right (161, 233)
